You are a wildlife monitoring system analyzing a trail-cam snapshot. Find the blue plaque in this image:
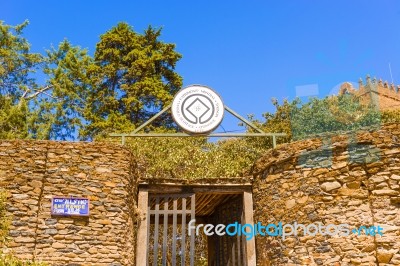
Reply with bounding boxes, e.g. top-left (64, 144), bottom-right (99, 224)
top-left (51, 197), bottom-right (90, 216)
